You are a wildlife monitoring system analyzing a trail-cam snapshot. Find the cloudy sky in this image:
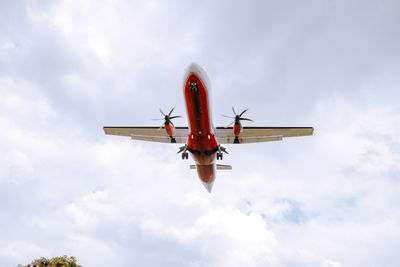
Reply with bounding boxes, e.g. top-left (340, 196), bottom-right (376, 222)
top-left (1, 0), bottom-right (400, 266)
